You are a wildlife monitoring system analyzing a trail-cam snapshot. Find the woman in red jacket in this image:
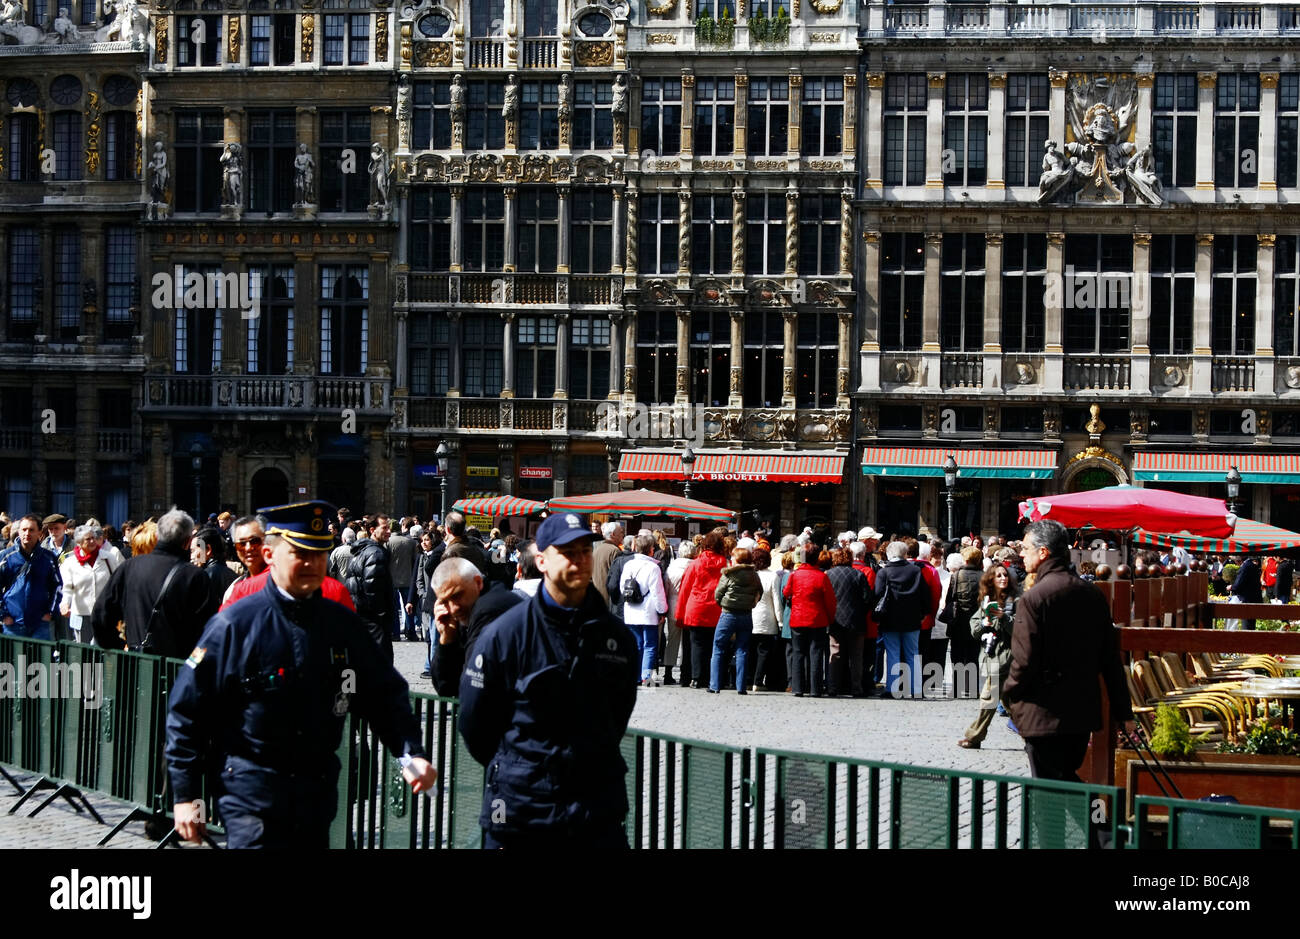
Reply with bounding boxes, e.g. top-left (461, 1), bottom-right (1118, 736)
top-left (673, 529), bottom-right (730, 689)
top-left (781, 545), bottom-right (837, 697)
